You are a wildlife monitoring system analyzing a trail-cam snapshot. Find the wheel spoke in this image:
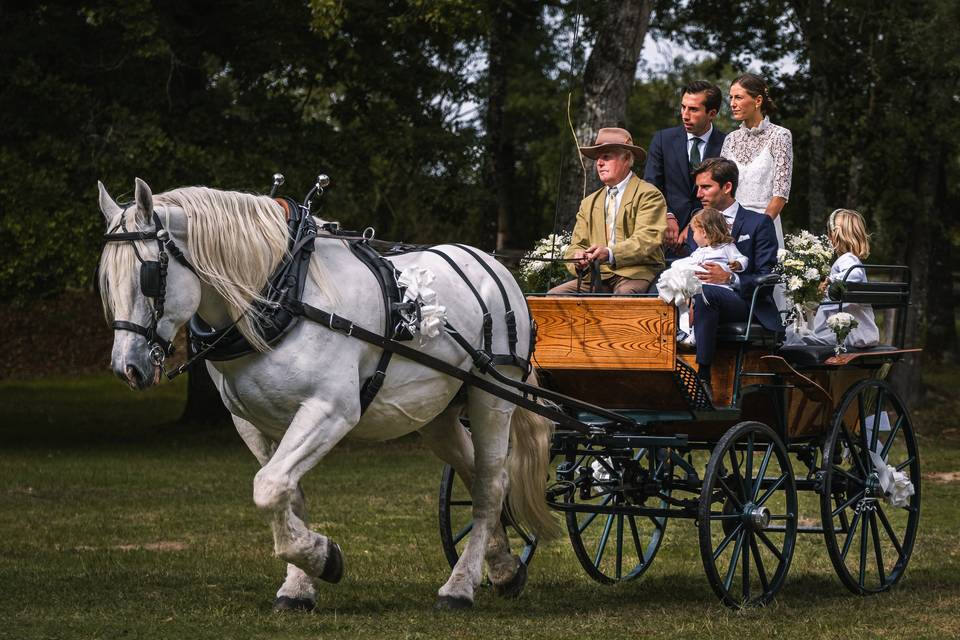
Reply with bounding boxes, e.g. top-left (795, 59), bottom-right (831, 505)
top-left (745, 434), bottom-right (754, 495)
top-left (876, 507), bottom-right (905, 556)
top-left (728, 448), bottom-right (747, 500)
top-left (615, 514), bottom-right (624, 581)
top-left (578, 494), bottom-right (614, 533)
top-left (453, 521), bottom-right (474, 545)
top-left (752, 444), bottom-right (774, 502)
top-left (832, 465), bottom-right (866, 486)
top-left (880, 413), bottom-right (905, 460)
top-left (742, 529), bottom-right (751, 602)
top-left (756, 474), bottom-right (788, 507)
top-left (870, 511), bottom-right (886, 585)
top-left (723, 529), bottom-right (746, 591)
top-left (840, 509), bottom-right (863, 561)
top-left (756, 530), bottom-right (783, 561)
top-left (717, 475), bottom-right (744, 509)
top-left (858, 510), bottom-right (869, 588)
top-left (593, 513), bottom-right (615, 567)
top-left (713, 522), bottom-right (744, 561)
top-left (750, 533), bottom-right (770, 593)
top-left (840, 423), bottom-right (868, 477)
top-left (895, 457), bottom-right (915, 473)
top-left (870, 388), bottom-right (886, 453)
top-left (628, 515), bottom-right (646, 567)
top-left (832, 490), bottom-right (866, 518)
